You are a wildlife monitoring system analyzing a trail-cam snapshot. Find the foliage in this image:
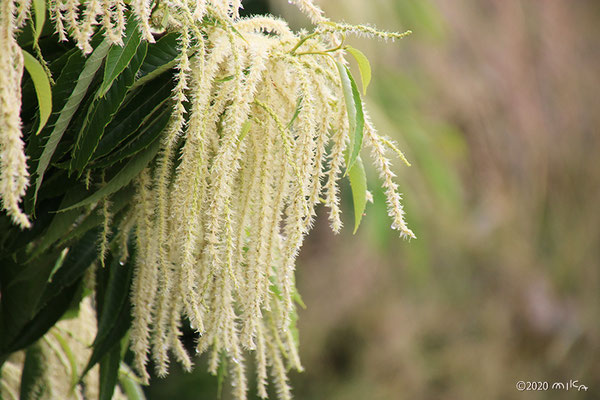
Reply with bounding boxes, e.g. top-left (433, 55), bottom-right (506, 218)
top-left (0, 1), bottom-right (414, 399)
